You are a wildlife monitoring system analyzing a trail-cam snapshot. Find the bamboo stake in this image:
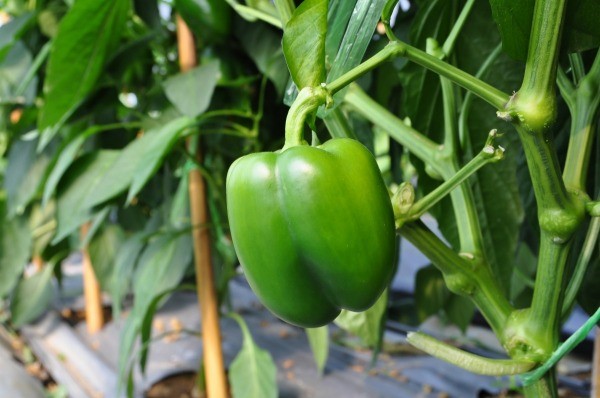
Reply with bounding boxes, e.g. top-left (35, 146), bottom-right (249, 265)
top-left (176, 15), bottom-right (228, 398)
top-left (81, 222), bottom-right (104, 333)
